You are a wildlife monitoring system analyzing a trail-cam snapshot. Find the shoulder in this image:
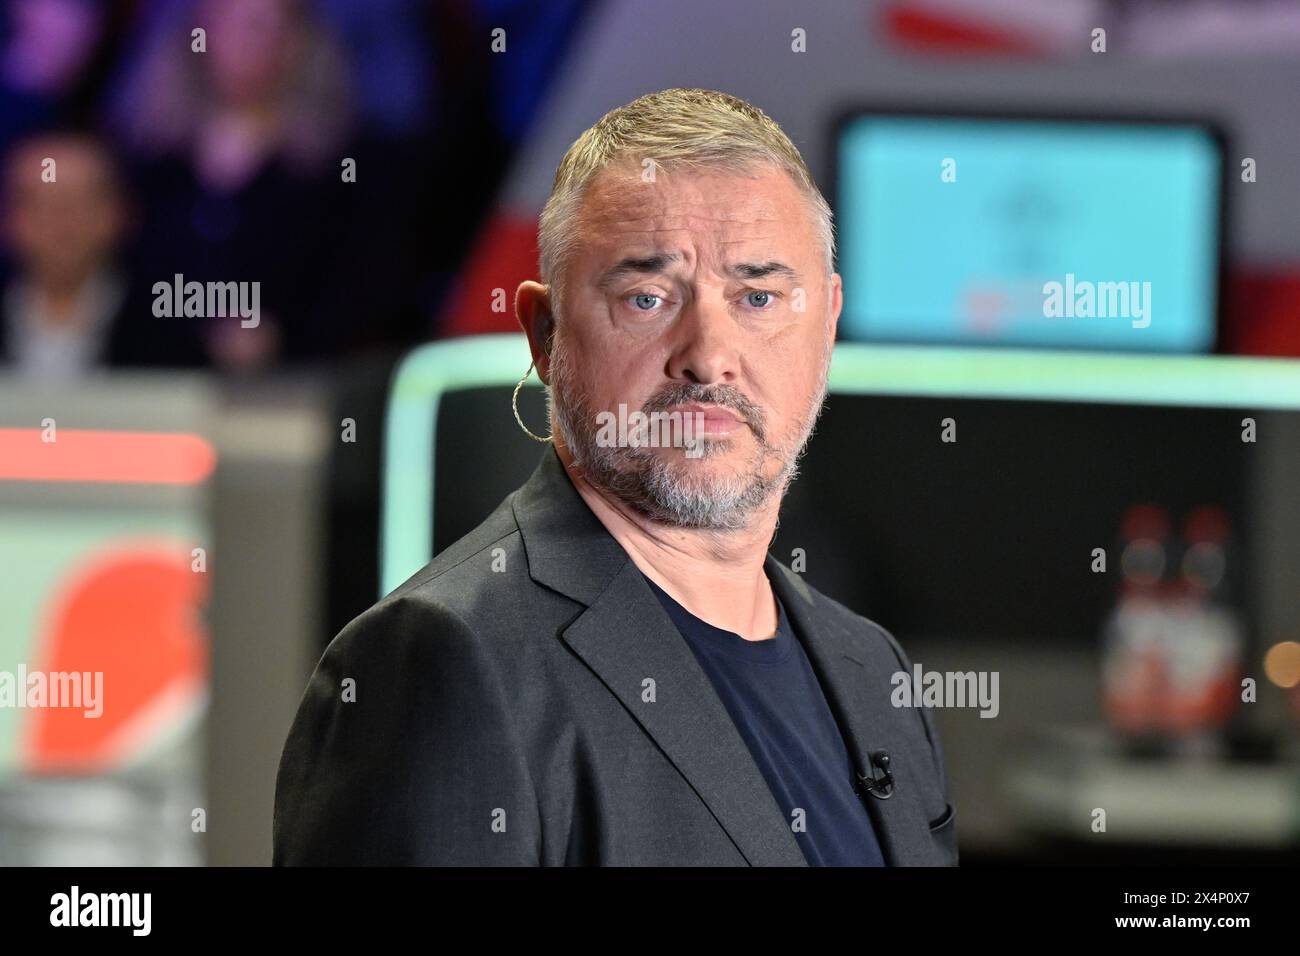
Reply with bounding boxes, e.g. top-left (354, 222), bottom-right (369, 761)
top-left (320, 492), bottom-right (545, 681)
top-left (386, 492), bottom-right (523, 602)
top-left (288, 500), bottom-right (537, 760)
top-left (275, 501), bottom-right (543, 864)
